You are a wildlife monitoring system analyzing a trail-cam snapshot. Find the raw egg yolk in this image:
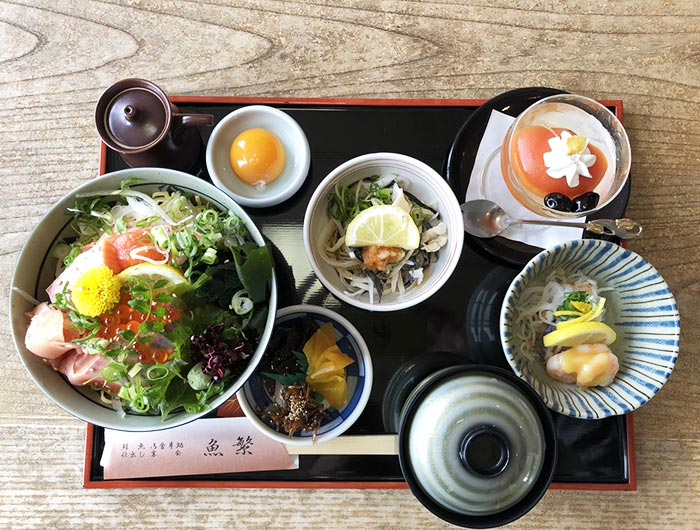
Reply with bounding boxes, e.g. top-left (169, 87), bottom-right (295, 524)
top-left (229, 128), bottom-right (286, 187)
